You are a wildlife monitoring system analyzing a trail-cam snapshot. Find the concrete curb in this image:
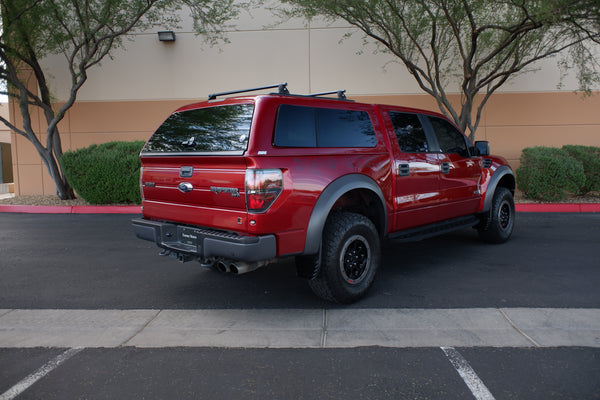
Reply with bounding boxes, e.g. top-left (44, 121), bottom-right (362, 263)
top-left (0, 203), bottom-right (598, 214)
top-left (0, 308), bottom-right (598, 349)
